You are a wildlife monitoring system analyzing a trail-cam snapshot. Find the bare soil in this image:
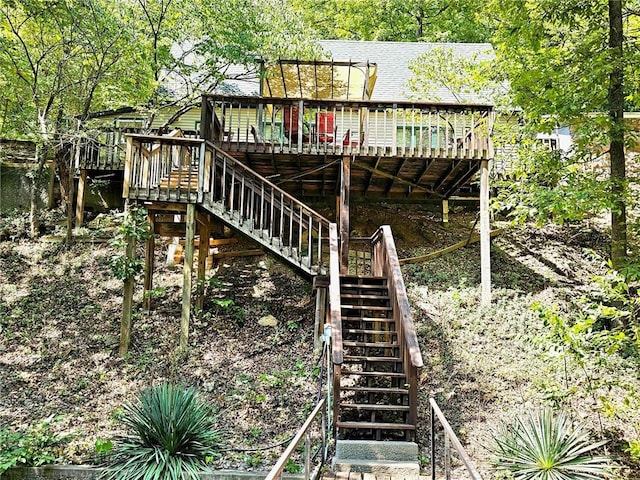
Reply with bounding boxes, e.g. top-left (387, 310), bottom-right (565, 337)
top-left (1, 205), bottom-right (638, 477)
